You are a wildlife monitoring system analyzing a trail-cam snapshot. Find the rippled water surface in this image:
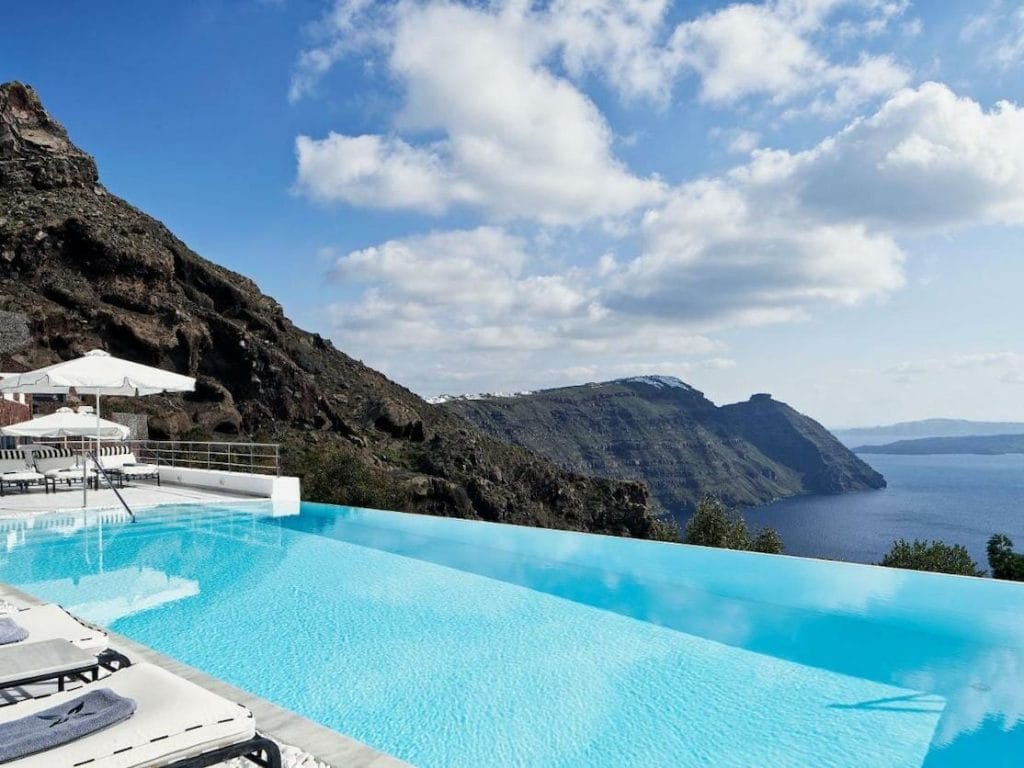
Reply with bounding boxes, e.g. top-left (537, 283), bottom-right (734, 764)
top-left (1, 501), bottom-right (1022, 767)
